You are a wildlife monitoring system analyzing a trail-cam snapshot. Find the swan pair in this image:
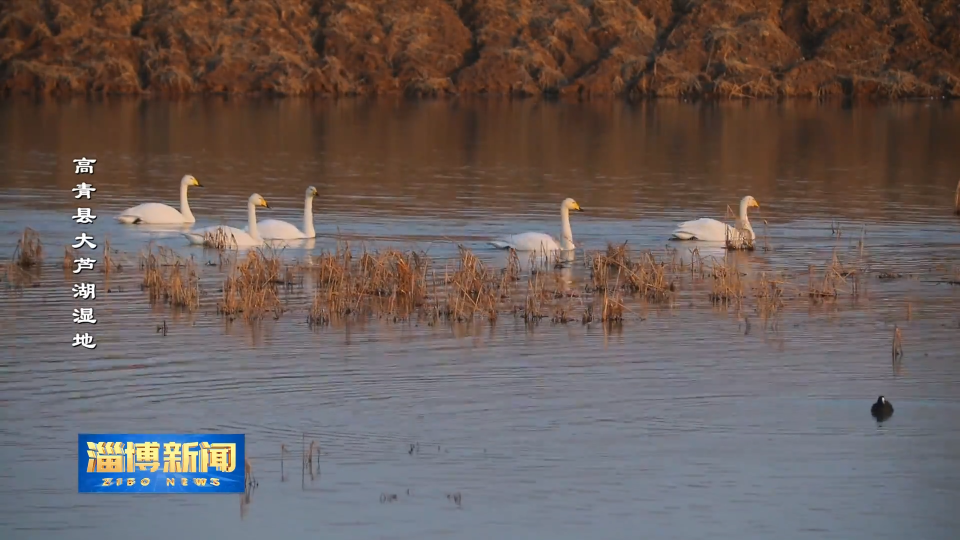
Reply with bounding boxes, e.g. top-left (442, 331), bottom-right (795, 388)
top-left (115, 175), bottom-right (320, 248)
top-left (182, 187), bottom-right (319, 248)
top-left (488, 195), bottom-right (760, 256)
